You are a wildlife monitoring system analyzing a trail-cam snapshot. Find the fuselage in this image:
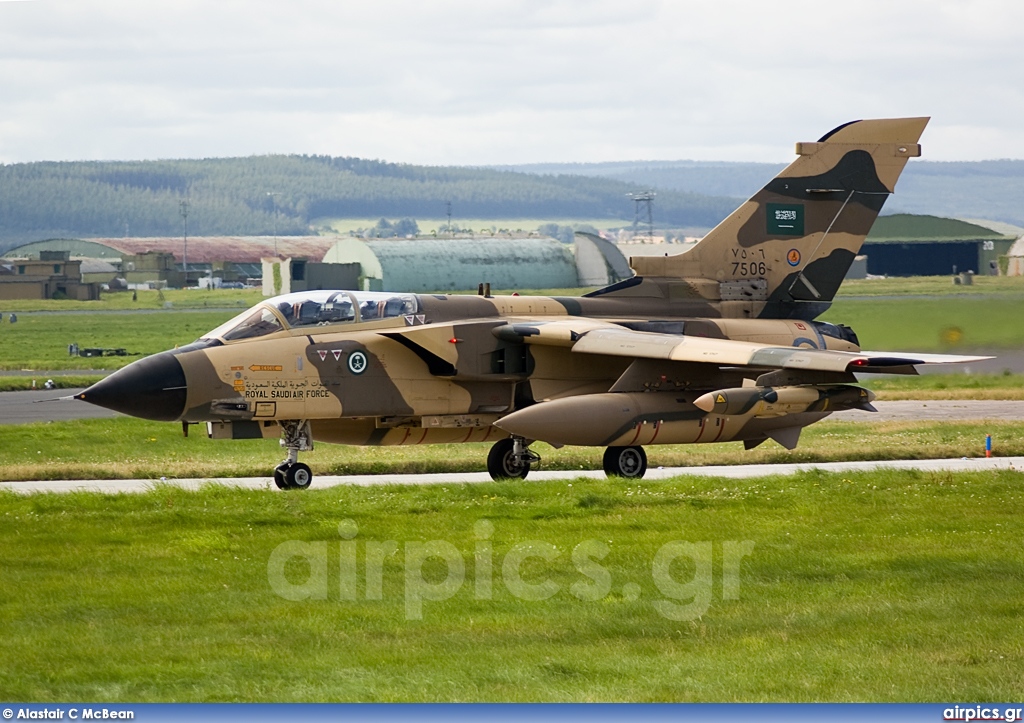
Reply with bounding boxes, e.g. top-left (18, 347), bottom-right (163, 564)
top-left (77, 287), bottom-right (862, 449)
